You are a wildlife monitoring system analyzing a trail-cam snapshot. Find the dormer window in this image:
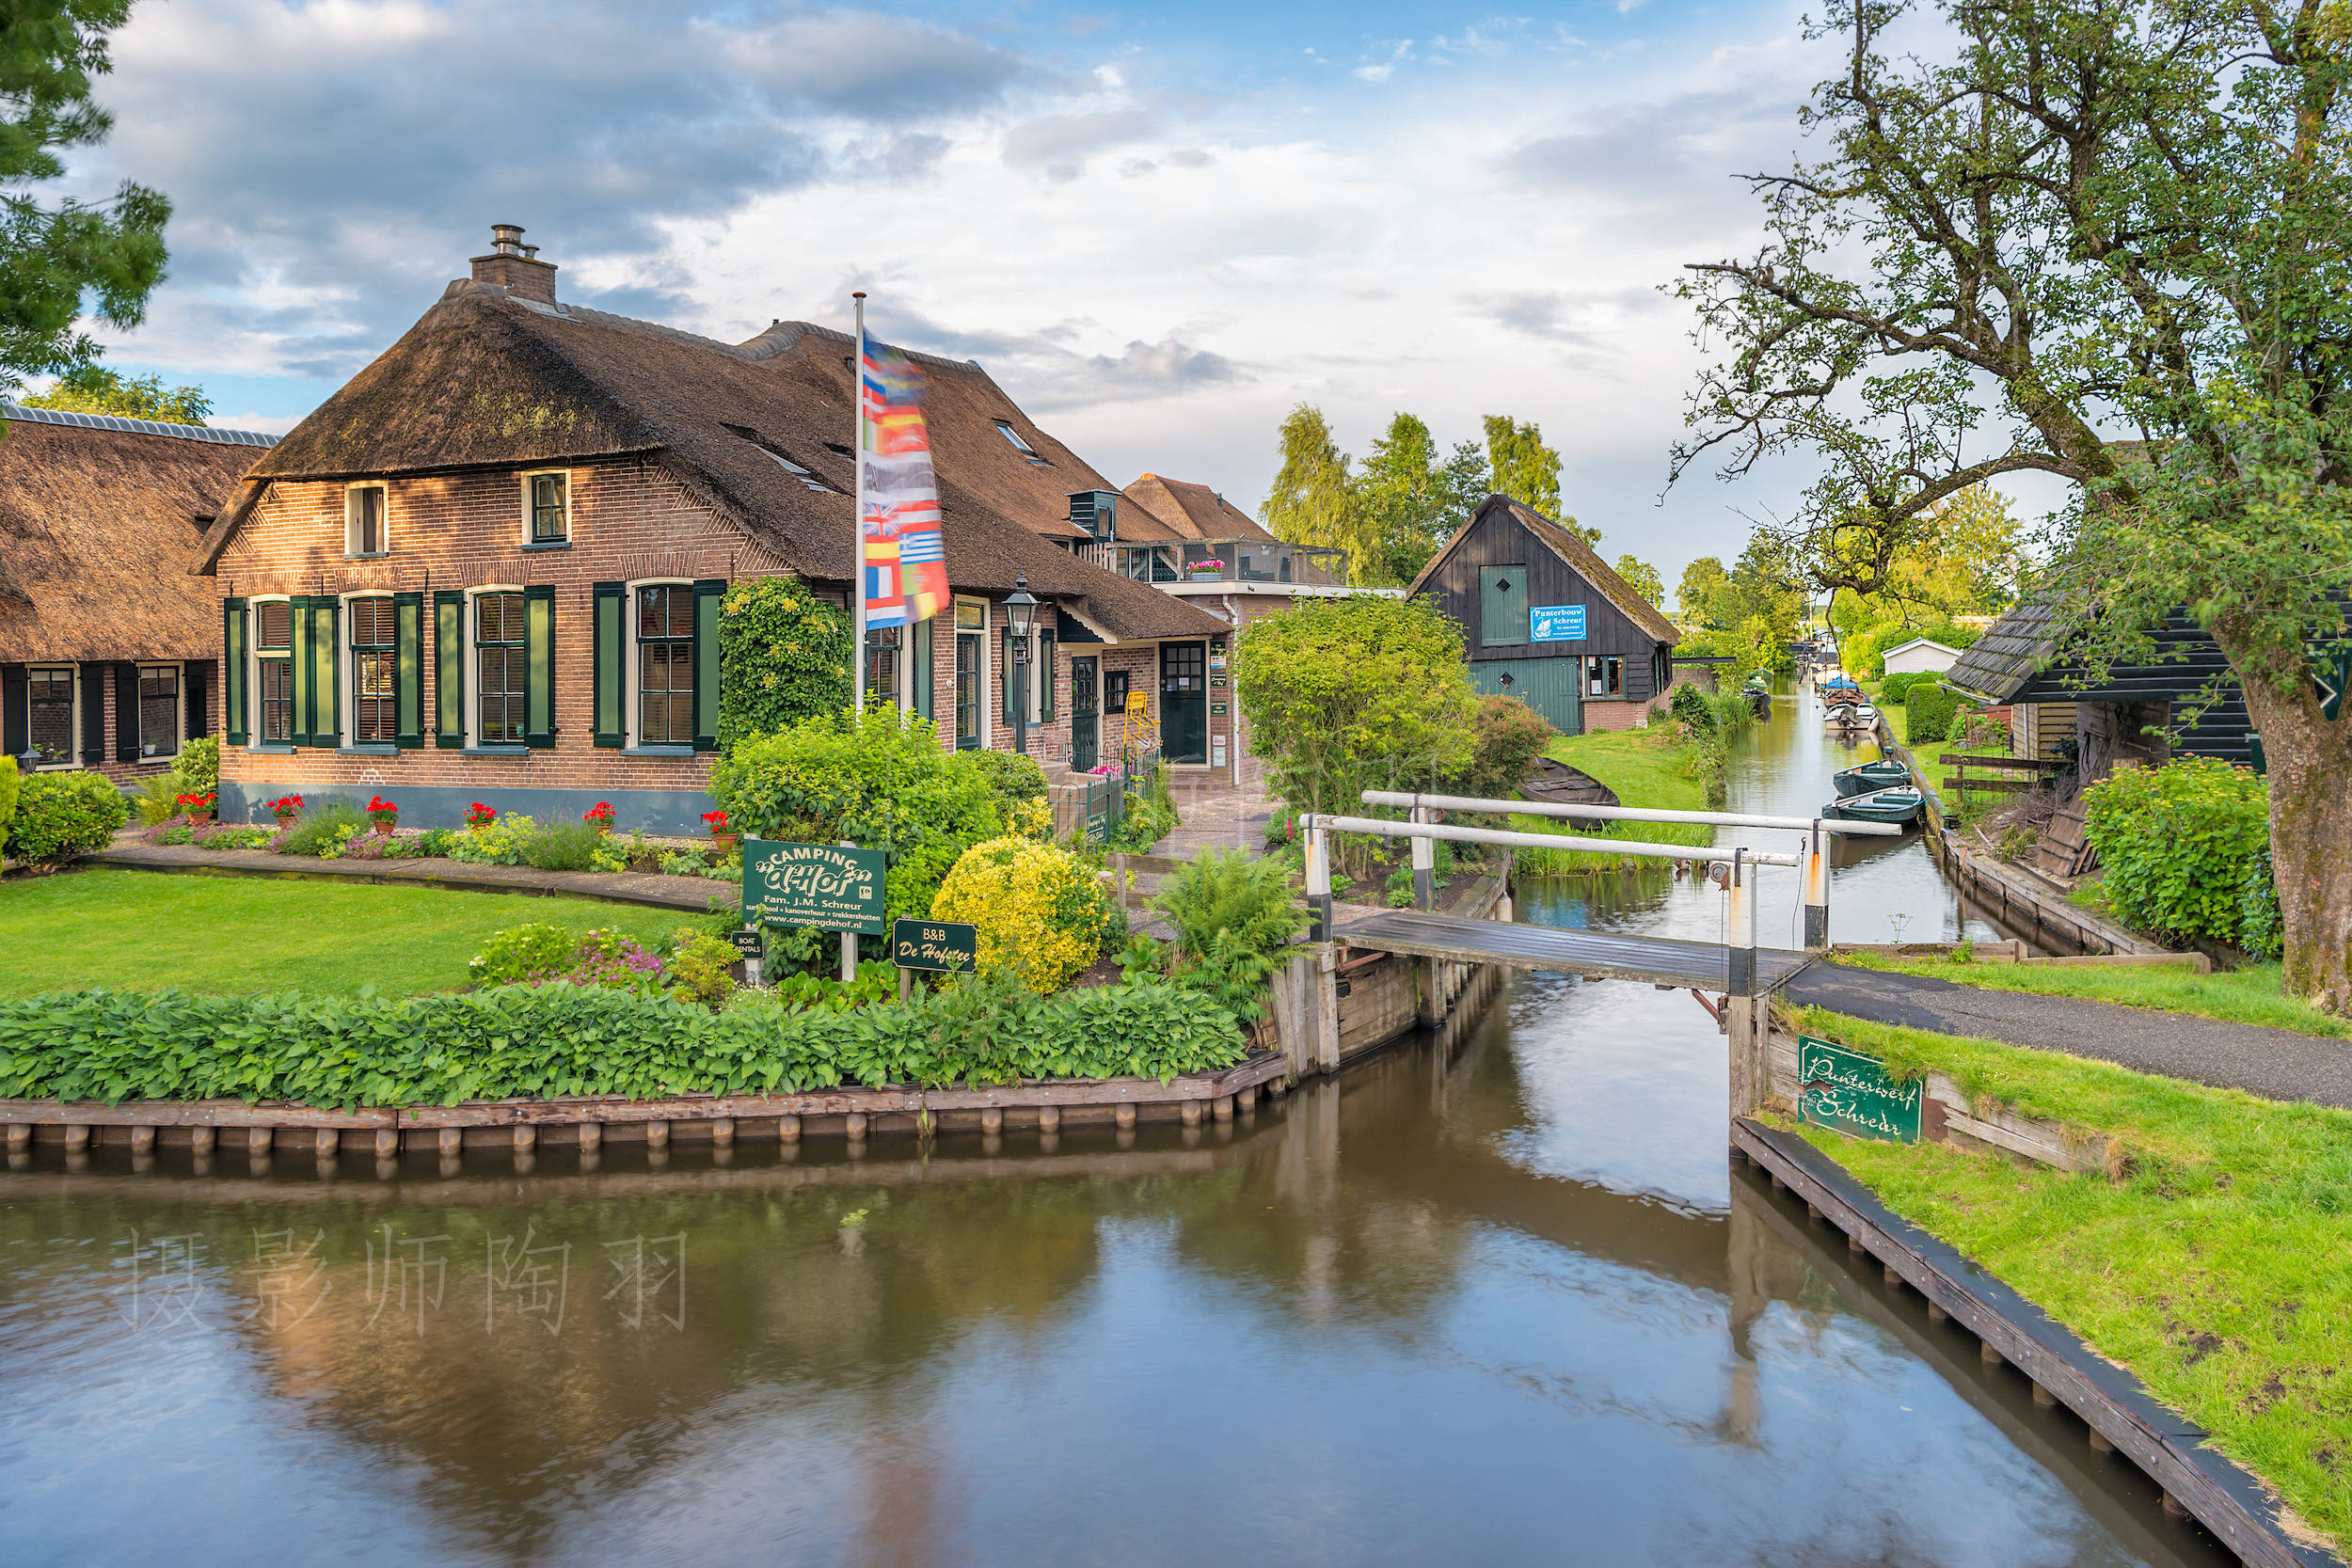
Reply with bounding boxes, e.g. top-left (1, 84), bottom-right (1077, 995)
top-left (345, 484), bottom-right (388, 557)
top-left (994, 420), bottom-right (1048, 464)
top-left (525, 470), bottom-right (569, 544)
